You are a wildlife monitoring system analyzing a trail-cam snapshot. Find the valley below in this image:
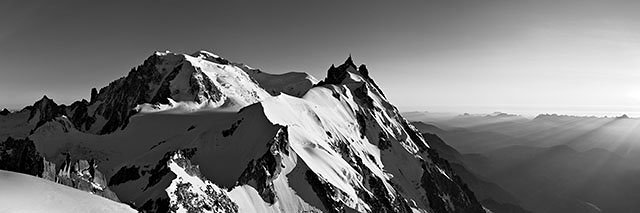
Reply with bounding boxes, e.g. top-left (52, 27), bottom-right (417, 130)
top-left (406, 112), bottom-right (640, 213)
